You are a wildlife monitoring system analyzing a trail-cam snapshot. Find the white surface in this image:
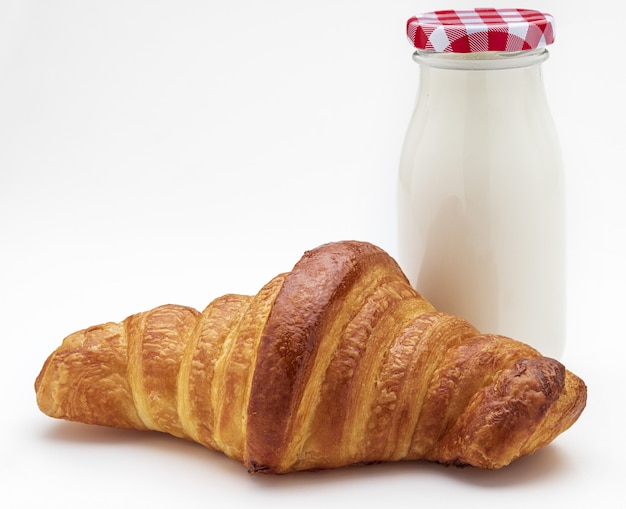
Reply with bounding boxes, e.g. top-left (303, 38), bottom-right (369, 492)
top-left (1, 1), bottom-right (623, 507)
